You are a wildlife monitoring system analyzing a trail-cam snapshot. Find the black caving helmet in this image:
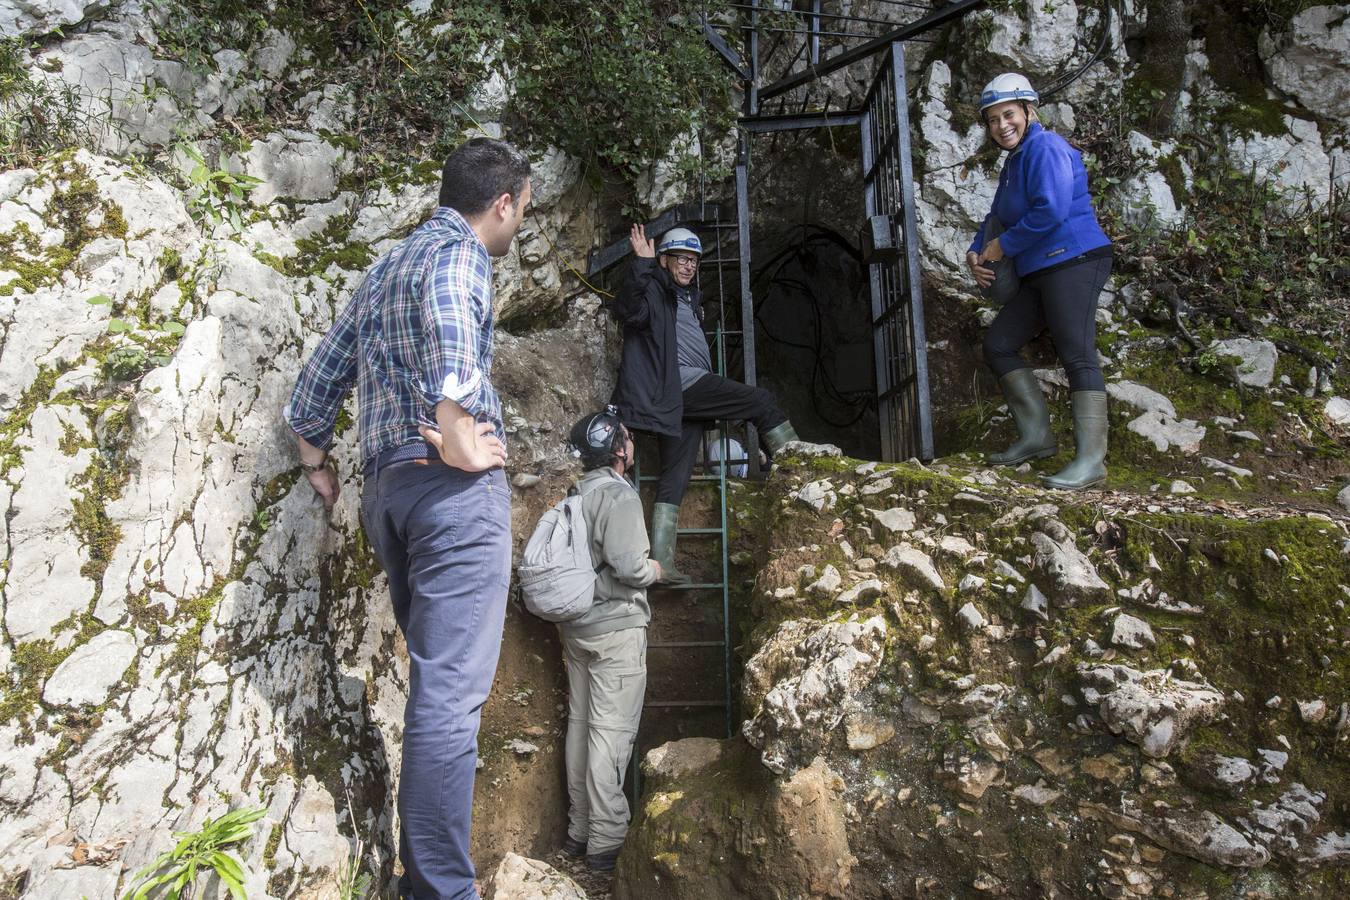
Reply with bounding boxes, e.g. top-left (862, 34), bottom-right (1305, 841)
top-left (568, 405), bottom-right (628, 469)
